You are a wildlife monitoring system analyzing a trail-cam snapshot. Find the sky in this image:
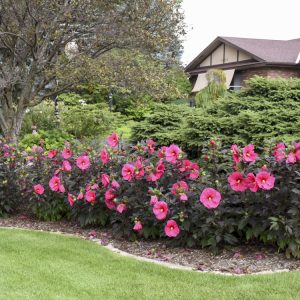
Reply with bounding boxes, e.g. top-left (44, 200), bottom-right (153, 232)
top-left (181, 0), bottom-right (300, 65)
